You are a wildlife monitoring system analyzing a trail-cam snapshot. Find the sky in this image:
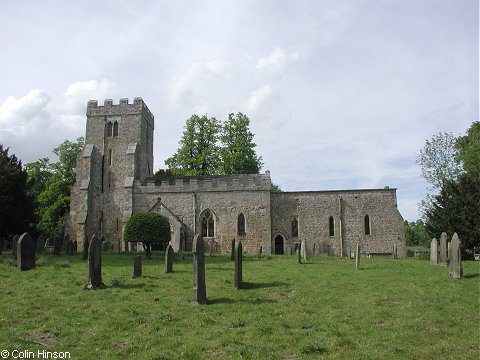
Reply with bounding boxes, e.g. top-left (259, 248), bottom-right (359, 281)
top-left (0, 0), bottom-right (478, 221)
